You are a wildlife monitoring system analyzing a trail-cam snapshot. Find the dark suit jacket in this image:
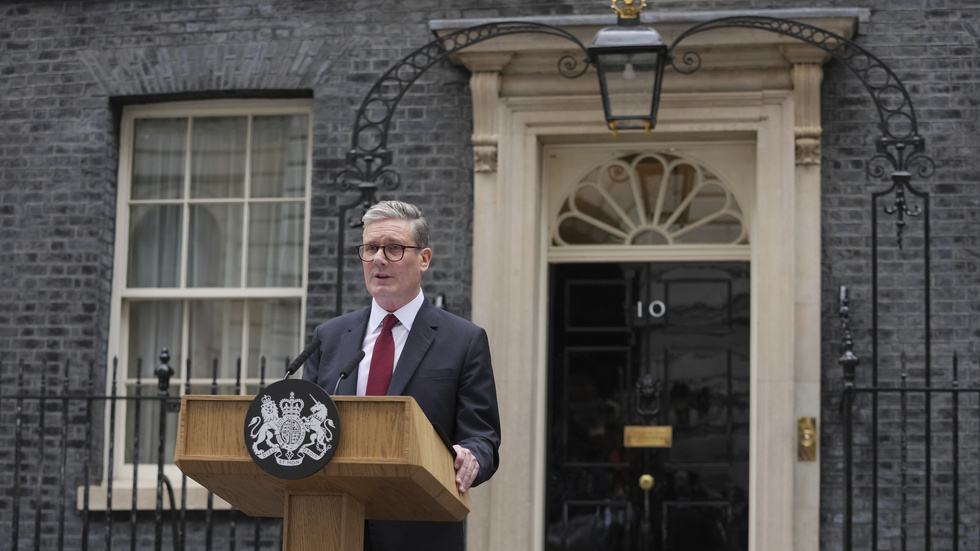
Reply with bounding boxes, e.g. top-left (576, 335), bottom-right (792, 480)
top-left (303, 299), bottom-right (501, 551)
